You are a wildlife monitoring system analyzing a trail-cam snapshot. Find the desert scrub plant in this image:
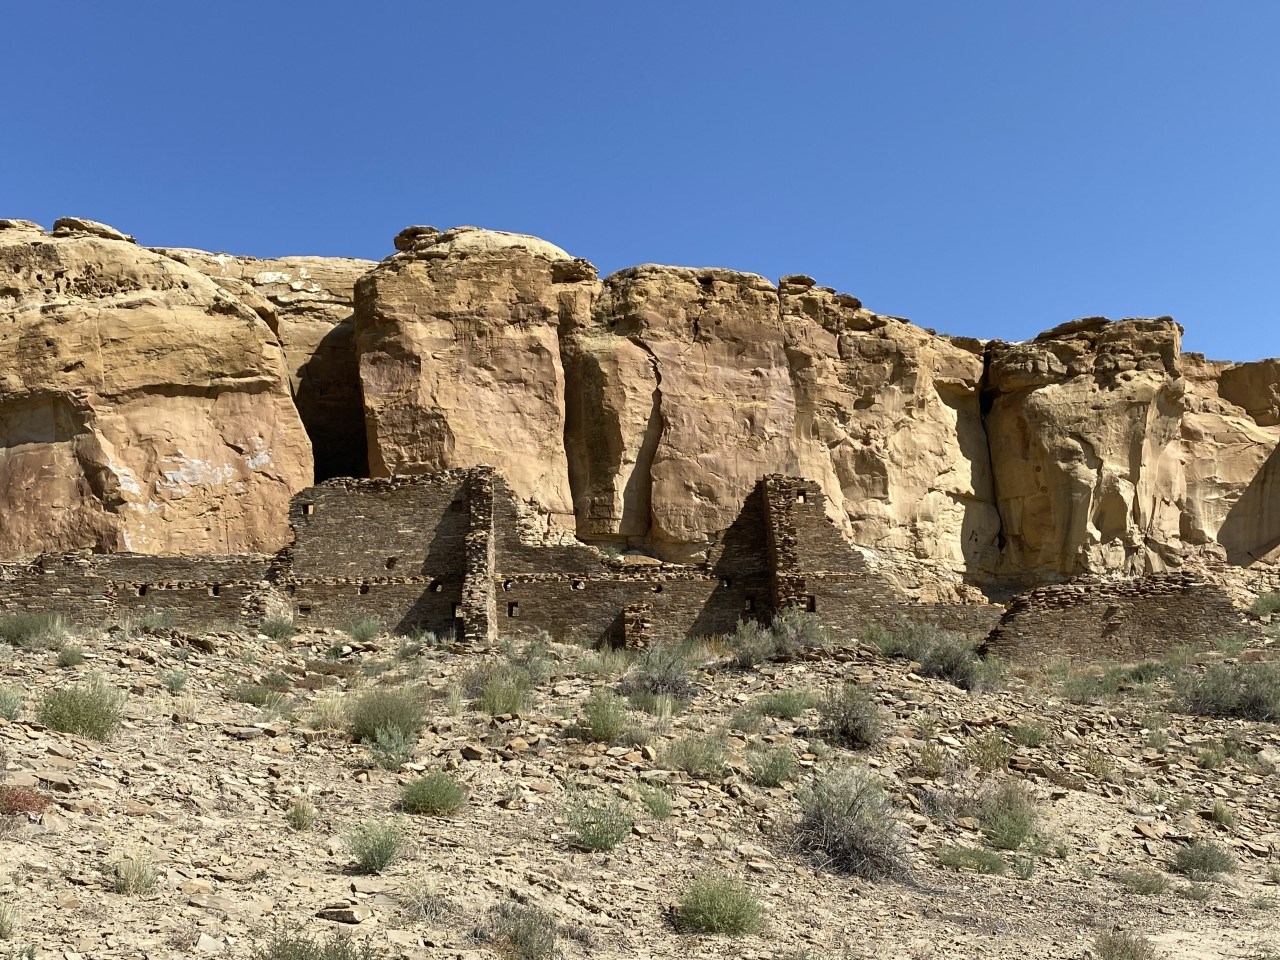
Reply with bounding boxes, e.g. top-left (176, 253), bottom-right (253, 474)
top-left (306, 690), bottom-right (348, 731)
top-left (727, 619), bottom-right (775, 669)
top-left (676, 872), bottom-right (763, 936)
top-left (285, 798), bottom-right (318, 832)
top-left (1175, 662), bottom-right (1280, 722)
top-left (259, 616), bottom-right (296, 641)
top-left (619, 643), bottom-right (698, 702)
top-left (576, 689), bottom-right (629, 743)
top-left (768, 606), bottom-right (830, 656)
top-left (934, 845), bottom-right (1006, 875)
top-left (660, 731), bottom-right (727, 779)
top-left (565, 790), bottom-right (633, 851)
top-left (345, 617), bottom-right (381, 643)
top-left (475, 666), bottom-right (532, 715)
top-left (476, 903), bottom-right (558, 960)
top-left (635, 781), bottom-right (673, 819)
top-left (1010, 722), bottom-right (1049, 747)
top-left (978, 780), bottom-right (1038, 850)
top-left (1174, 840), bottom-right (1236, 880)
top-left (1094, 930), bottom-right (1157, 960)
top-left (0, 785), bottom-right (51, 816)
top-left (0, 612), bottom-right (64, 648)
top-left (57, 644), bottom-right (85, 668)
top-left (38, 675), bottom-right (125, 740)
top-left (1113, 868), bottom-right (1169, 895)
top-left (819, 684), bottom-right (883, 749)
top-left (1251, 591), bottom-right (1280, 617)
top-left (0, 688), bottom-right (23, 721)
top-left (345, 818), bottom-right (406, 874)
top-left (1207, 800), bottom-right (1236, 828)
top-left (107, 845), bottom-right (157, 895)
top-left (755, 688), bottom-right (816, 719)
top-left (795, 766), bottom-right (909, 880)
top-left (160, 669), bottom-right (189, 694)
top-left (346, 686), bottom-right (425, 742)
top-left (747, 745), bottom-right (796, 787)
top-left (965, 731), bottom-right (1013, 774)
top-left (398, 885), bottom-right (454, 924)
top-left (872, 620), bottom-right (1000, 690)
top-left (907, 741), bottom-right (952, 780)
top-left (368, 725), bottom-right (416, 770)
top-left (249, 933), bottom-right (379, 960)
top-left (401, 772), bottom-right (467, 816)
